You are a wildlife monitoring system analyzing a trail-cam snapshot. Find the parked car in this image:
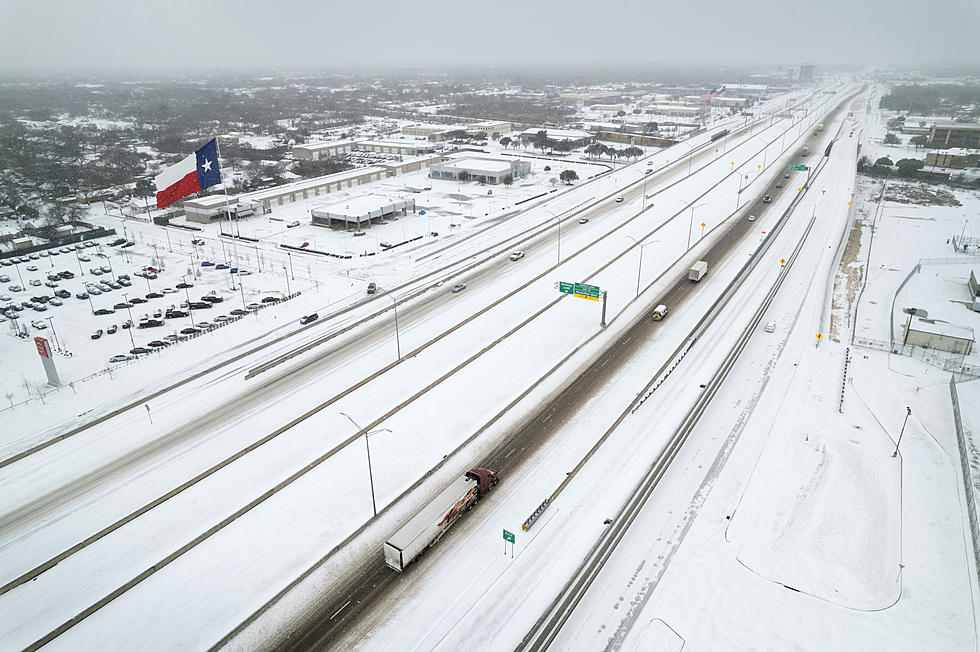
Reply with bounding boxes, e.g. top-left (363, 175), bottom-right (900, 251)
top-left (29, 279), bottom-right (42, 287)
top-left (147, 340), bottom-right (167, 347)
top-left (31, 320), bottom-right (47, 330)
top-left (215, 263), bottom-right (230, 270)
top-left (451, 283), bottom-right (466, 293)
top-left (238, 269), bottom-right (252, 276)
top-left (109, 238), bottom-right (126, 246)
top-left (191, 238), bottom-right (205, 245)
top-left (55, 289), bottom-right (71, 299)
top-left (214, 315), bottom-right (230, 323)
top-left (129, 297), bottom-right (147, 304)
top-left (146, 292), bottom-right (163, 299)
top-left (130, 347), bottom-right (151, 355)
top-left (48, 298), bottom-right (63, 306)
top-left (165, 309), bottom-right (189, 318)
top-left (109, 354), bottom-right (134, 363)
top-left (118, 278), bottom-right (132, 287)
top-left (44, 281), bottom-right (59, 288)
top-left (93, 308), bottom-right (115, 315)
top-left (162, 287), bottom-right (178, 294)
top-left (299, 313), bottom-right (319, 324)
top-left (176, 282), bottom-right (194, 289)
top-left (107, 324), bottom-right (118, 334)
top-left (230, 308), bottom-right (247, 316)
top-left (164, 334), bottom-right (181, 342)
top-left (113, 302), bottom-right (131, 310)
top-left (75, 291), bottom-right (89, 299)
top-left (367, 282), bottom-right (377, 294)
top-left (8, 285), bottom-right (23, 292)
top-left (58, 271), bottom-right (74, 279)
top-left (286, 221), bottom-right (300, 228)
top-left (188, 301), bottom-right (211, 310)
top-left (89, 287), bottom-right (102, 295)
top-left (46, 273), bottom-right (61, 281)
top-left (26, 264), bottom-right (38, 271)
top-left (196, 321), bottom-right (214, 329)
top-left (200, 261), bottom-right (215, 267)
top-left (180, 327), bottom-right (201, 335)
top-left (121, 241), bottom-right (136, 248)
top-left (100, 265), bottom-right (111, 273)
top-left (764, 321), bottom-right (777, 333)
top-left (261, 296), bottom-right (279, 304)
top-left (122, 319), bottom-right (133, 329)
top-left (91, 329), bottom-right (104, 339)
top-left (246, 303), bottom-right (262, 310)
top-left (201, 295), bottom-right (223, 303)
